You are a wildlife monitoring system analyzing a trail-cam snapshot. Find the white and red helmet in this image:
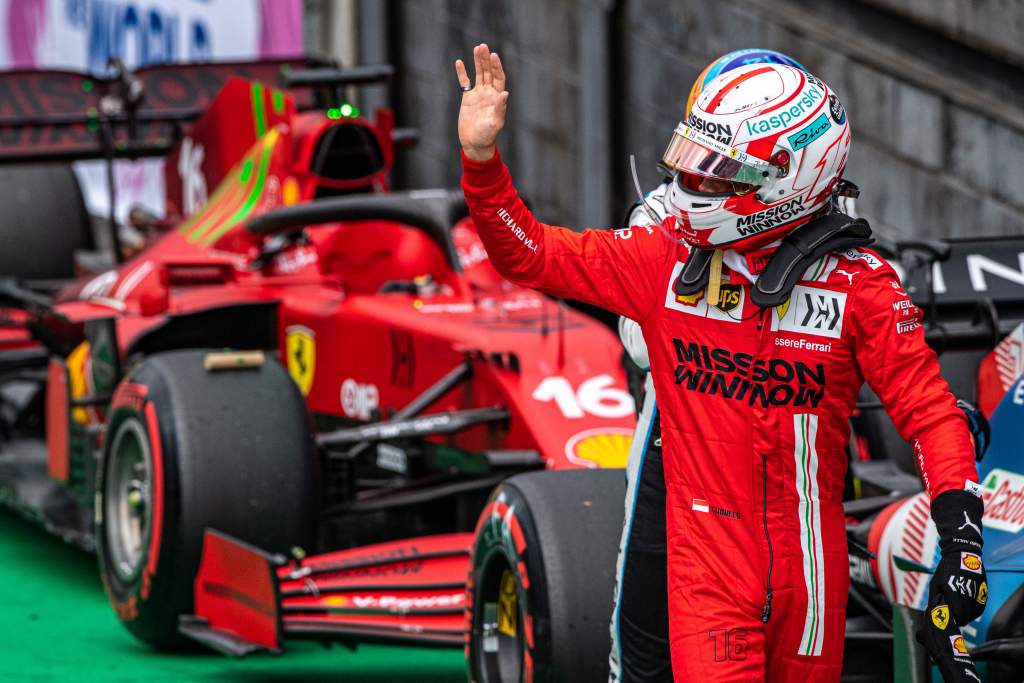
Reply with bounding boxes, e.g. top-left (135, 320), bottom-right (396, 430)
top-left (662, 63), bottom-right (851, 251)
